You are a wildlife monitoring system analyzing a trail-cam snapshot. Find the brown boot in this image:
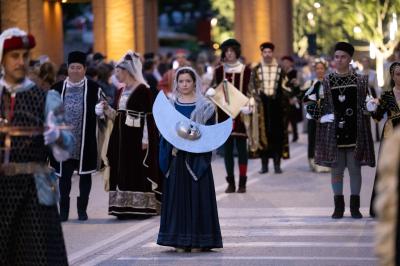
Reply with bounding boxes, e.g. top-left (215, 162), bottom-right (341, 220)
top-left (225, 176), bottom-right (235, 193)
